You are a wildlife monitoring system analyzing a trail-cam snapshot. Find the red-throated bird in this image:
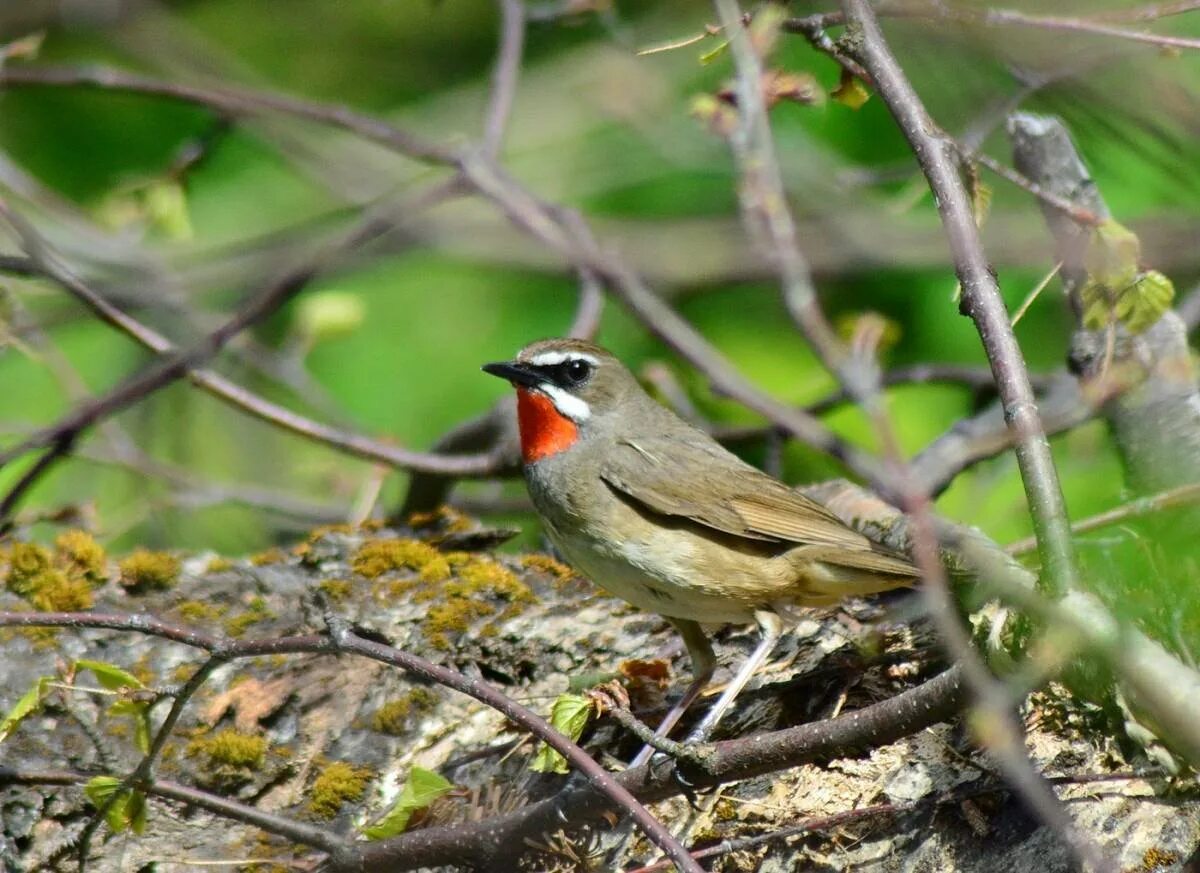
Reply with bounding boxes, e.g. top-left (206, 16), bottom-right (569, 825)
top-left (484, 338), bottom-right (917, 759)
